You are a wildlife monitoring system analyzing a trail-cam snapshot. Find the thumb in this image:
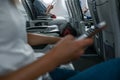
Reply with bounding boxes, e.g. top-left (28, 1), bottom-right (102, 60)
top-left (76, 38), bottom-right (93, 48)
